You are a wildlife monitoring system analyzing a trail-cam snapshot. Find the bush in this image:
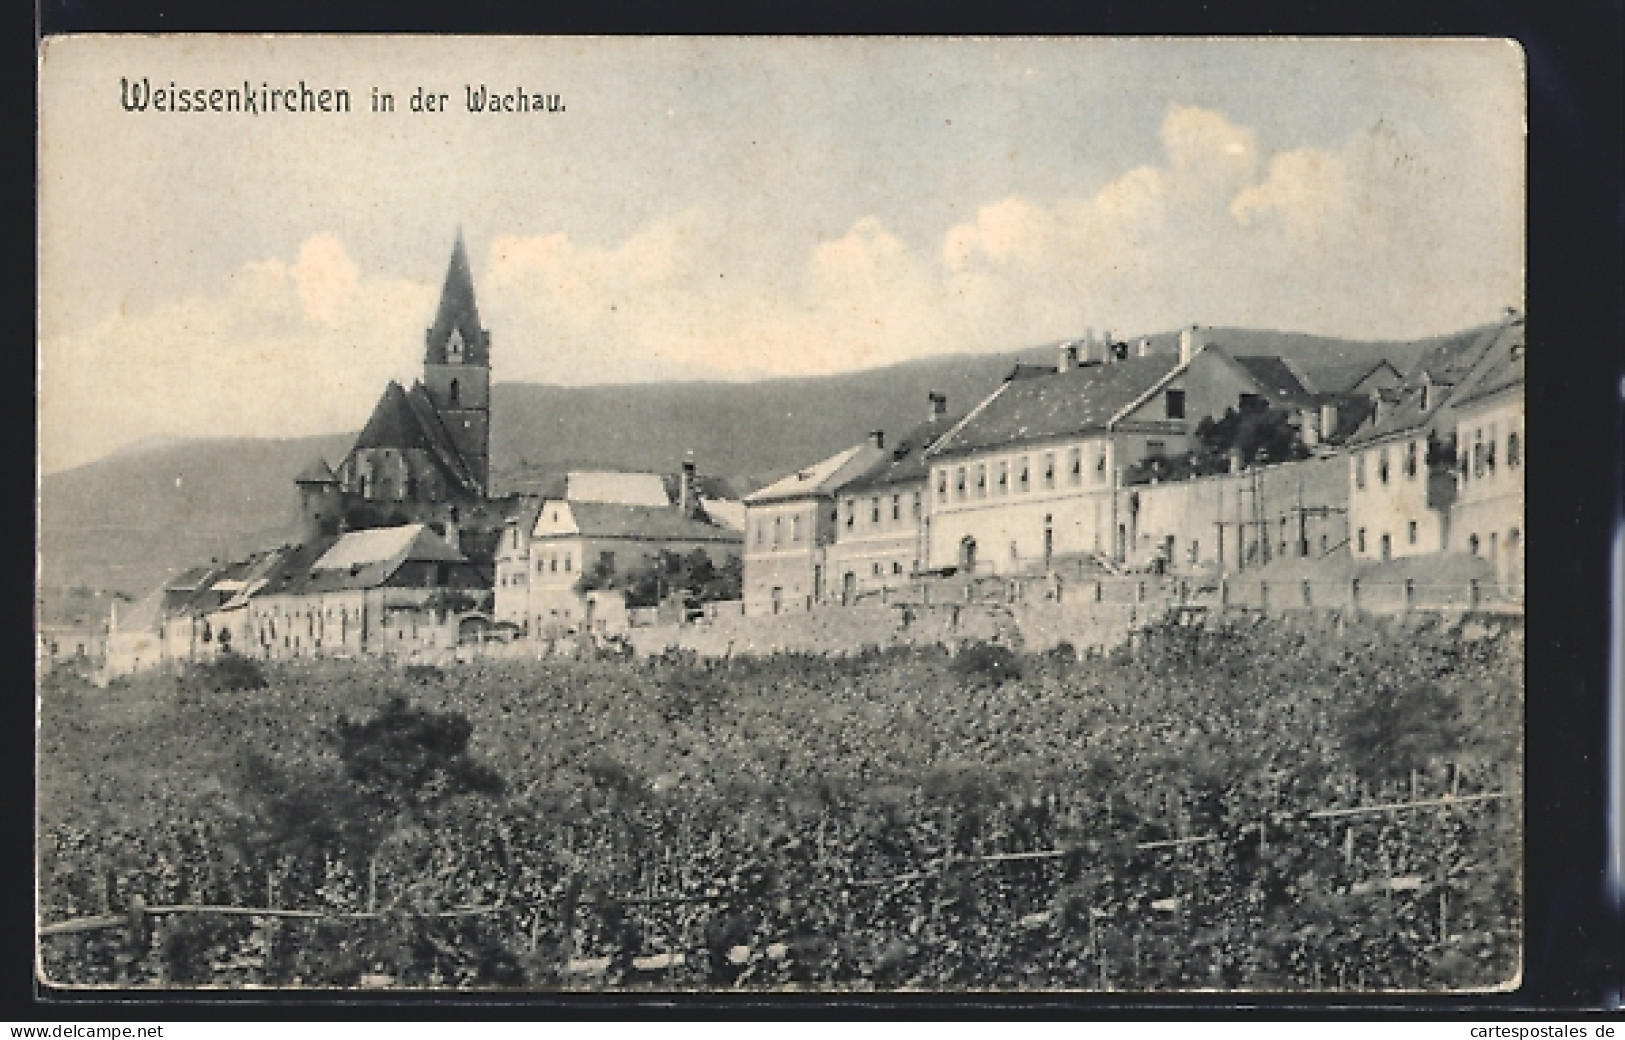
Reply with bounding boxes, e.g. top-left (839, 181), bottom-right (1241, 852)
top-left (186, 654), bottom-right (268, 692)
top-left (950, 641), bottom-right (1022, 685)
